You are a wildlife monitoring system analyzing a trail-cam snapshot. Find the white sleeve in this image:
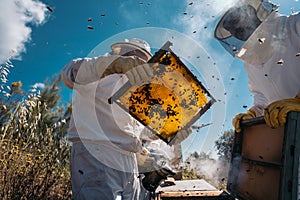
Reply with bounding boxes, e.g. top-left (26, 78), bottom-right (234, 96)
top-left (243, 62), bottom-right (268, 116)
top-left (61, 55), bottom-right (121, 88)
top-left (287, 12), bottom-right (300, 49)
top-left (248, 79), bottom-right (268, 116)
